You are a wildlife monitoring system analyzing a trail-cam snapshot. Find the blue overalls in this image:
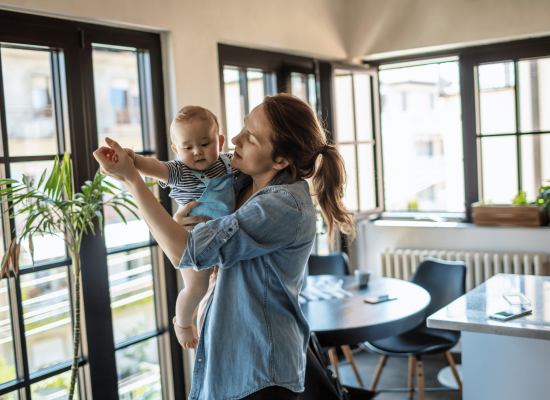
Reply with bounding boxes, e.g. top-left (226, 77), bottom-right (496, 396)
top-left (187, 153), bottom-right (236, 220)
